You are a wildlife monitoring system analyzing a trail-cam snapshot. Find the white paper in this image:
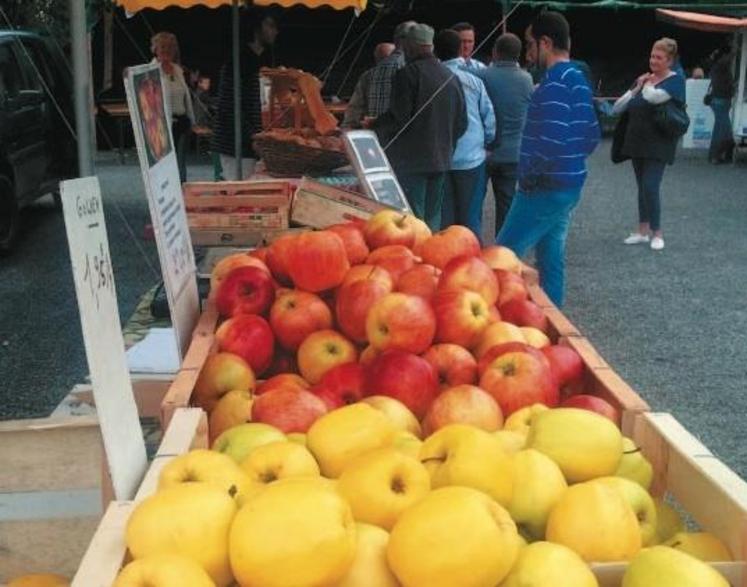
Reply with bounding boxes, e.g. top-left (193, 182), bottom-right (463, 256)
top-left (126, 328), bottom-right (181, 375)
top-left (684, 79), bottom-right (714, 149)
